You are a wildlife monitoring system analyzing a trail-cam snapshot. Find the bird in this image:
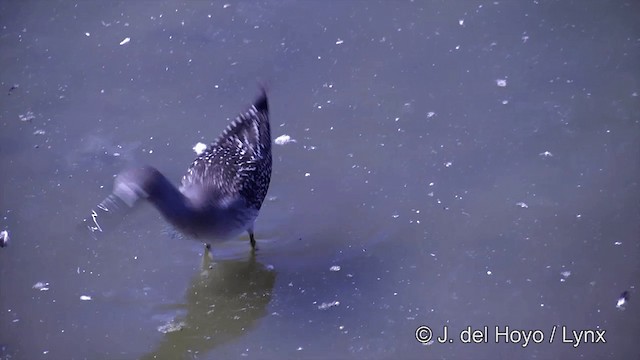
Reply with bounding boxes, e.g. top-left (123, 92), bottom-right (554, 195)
top-left (101, 90), bottom-right (272, 252)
